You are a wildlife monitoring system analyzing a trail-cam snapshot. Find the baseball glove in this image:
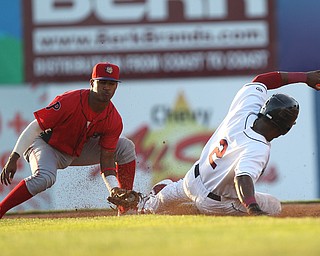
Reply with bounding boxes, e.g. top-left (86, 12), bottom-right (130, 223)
top-left (107, 187), bottom-right (141, 210)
